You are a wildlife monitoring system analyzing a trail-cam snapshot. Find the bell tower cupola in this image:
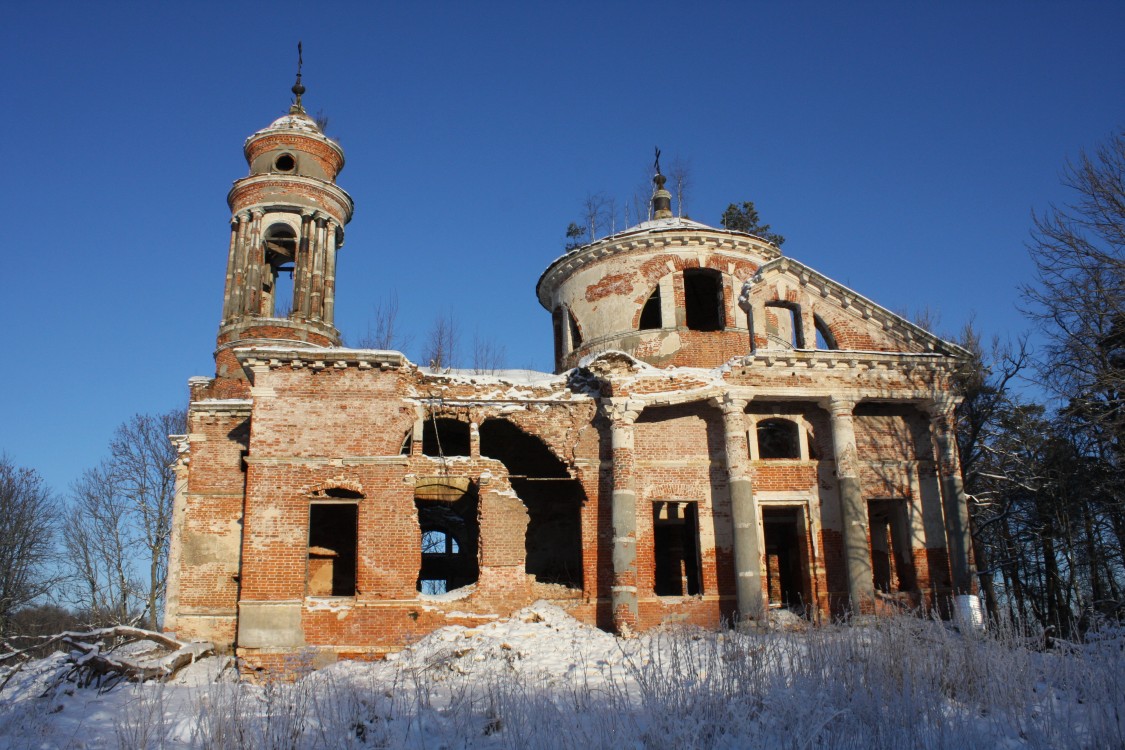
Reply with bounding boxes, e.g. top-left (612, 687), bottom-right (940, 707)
top-left (214, 48), bottom-right (355, 380)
